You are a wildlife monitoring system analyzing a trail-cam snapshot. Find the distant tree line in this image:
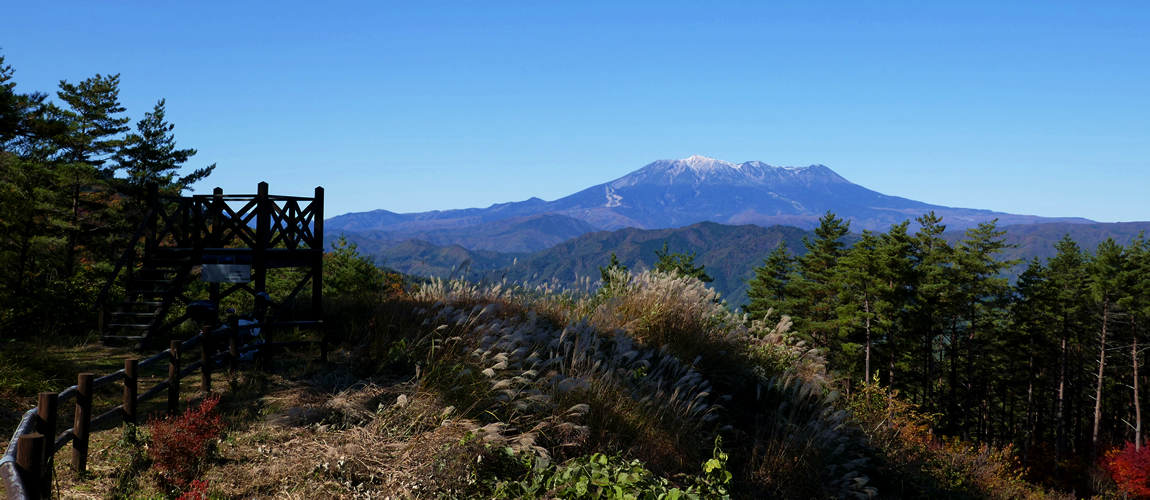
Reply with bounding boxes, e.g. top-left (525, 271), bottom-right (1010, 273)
top-left (744, 210), bottom-right (1148, 490)
top-left (0, 50), bottom-right (213, 337)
